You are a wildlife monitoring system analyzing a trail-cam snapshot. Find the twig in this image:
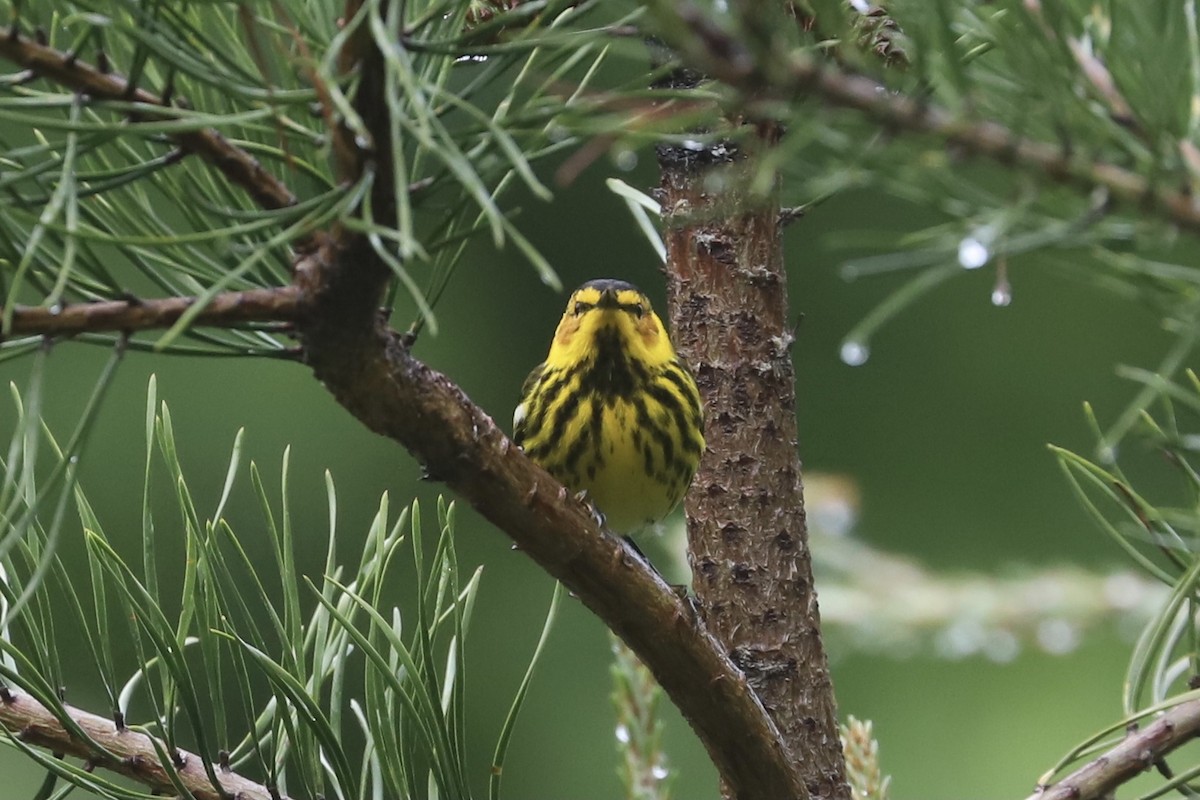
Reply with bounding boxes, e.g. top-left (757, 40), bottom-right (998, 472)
top-left (0, 31), bottom-right (297, 211)
top-left (1024, 697), bottom-right (1200, 800)
top-left (0, 687), bottom-right (286, 800)
top-left (1, 286), bottom-right (302, 338)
